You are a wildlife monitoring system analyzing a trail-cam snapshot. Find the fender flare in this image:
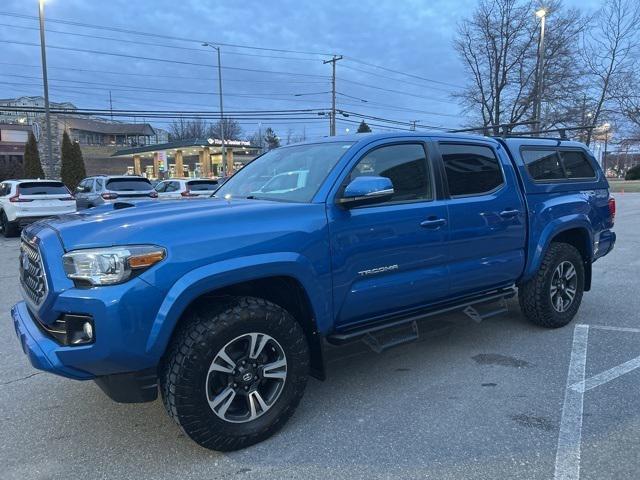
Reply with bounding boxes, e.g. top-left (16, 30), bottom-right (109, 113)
top-left (144, 252), bottom-right (328, 359)
top-left (522, 215), bottom-right (593, 283)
